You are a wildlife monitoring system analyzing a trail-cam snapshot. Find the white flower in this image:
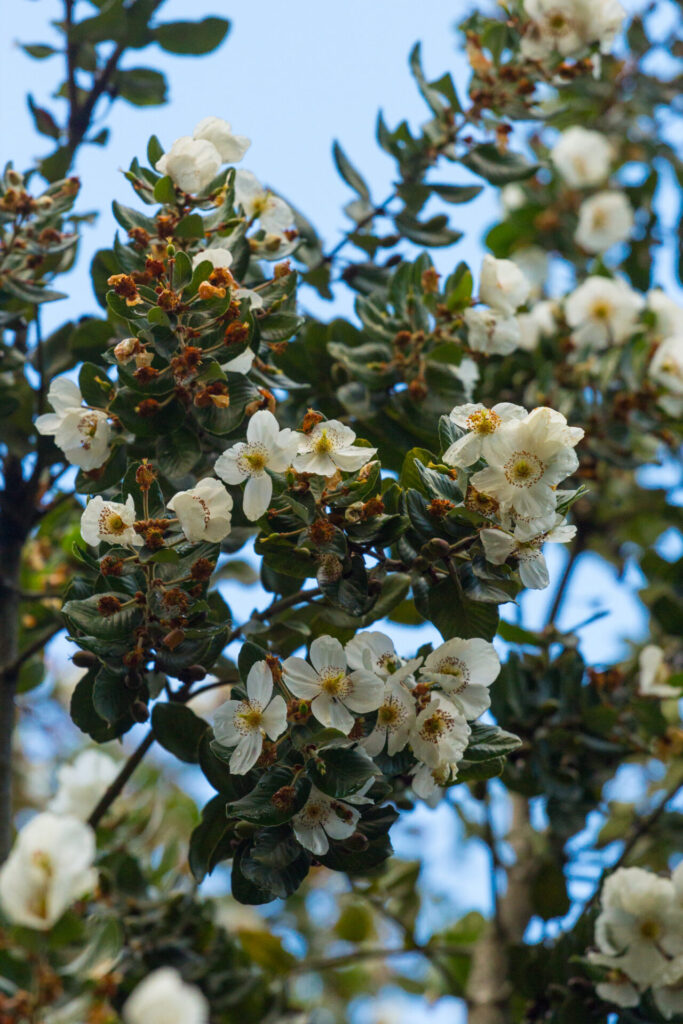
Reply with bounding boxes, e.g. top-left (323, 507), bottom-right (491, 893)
top-left (291, 786), bottom-right (360, 855)
top-left (192, 116), bottom-right (250, 164)
top-left (0, 813), bottom-right (97, 930)
top-left (48, 750), bottom-right (118, 820)
top-left (595, 867), bottom-right (683, 987)
top-left (293, 420), bottom-right (377, 478)
top-left (167, 478), bottom-right (233, 544)
top-left (637, 645), bottom-right (678, 698)
top-left (454, 356), bottom-right (479, 399)
top-left (444, 402), bottom-right (528, 468)
top-left (410, 693), bottom-right (470, 768)
top-left (345, 631), bottom-right (421, 683)
top-left (521, 0), bottom-right (625, 60)
top-left (517, 300), bottom-right (557, 352)
top-left (410, 760), bottom-right (460, 800)
top-left (362, 680), bottom-right (416, 757)
top-left (214, 410), bottom-right (297, 521)
top-left (80, 495), bottom-right (142, 548)
top-left (649, 336), bottom-right (683, 414)
top-left (551, 127), bottom-right (612, 188)
top-left (565, 276), bottom-right (643, 350)
top-left (481, 516), bottom-right (577, 590)
top-left (155, 136), bottom-right (222, 193)
top-left (587, 953), bottom-right (640, 1009)
top-left (213, 662), bottom-right (287, 775)
top-left (479, 255), bottom-right (531, 316)
top-left (470, 407), bottom-right (583, 518)
top-left (282, 635), bottom-right (384, 734)
top-left (35, 377), bottom-right (111, 472)
top-left (647, 289), bottom-right (683, 340)
top-left (234, 170), bottom-right (293, 234)
top-left (575, 191), bottom-right (633, 253)
top-left (191, 247), bottom-right (233, 271)
top-left (511, 246), bottom-right (548, 300)
top-left (501, 184), bottom-right (526, 212)
top-left (653, 956), bottom-right (683, 1021)
top-left (464, 308), bottom-right (521, 356)
top-left (419, 638), bottom-right (500, 719)
top-left (123, 967), bottom-right (209, 1024)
